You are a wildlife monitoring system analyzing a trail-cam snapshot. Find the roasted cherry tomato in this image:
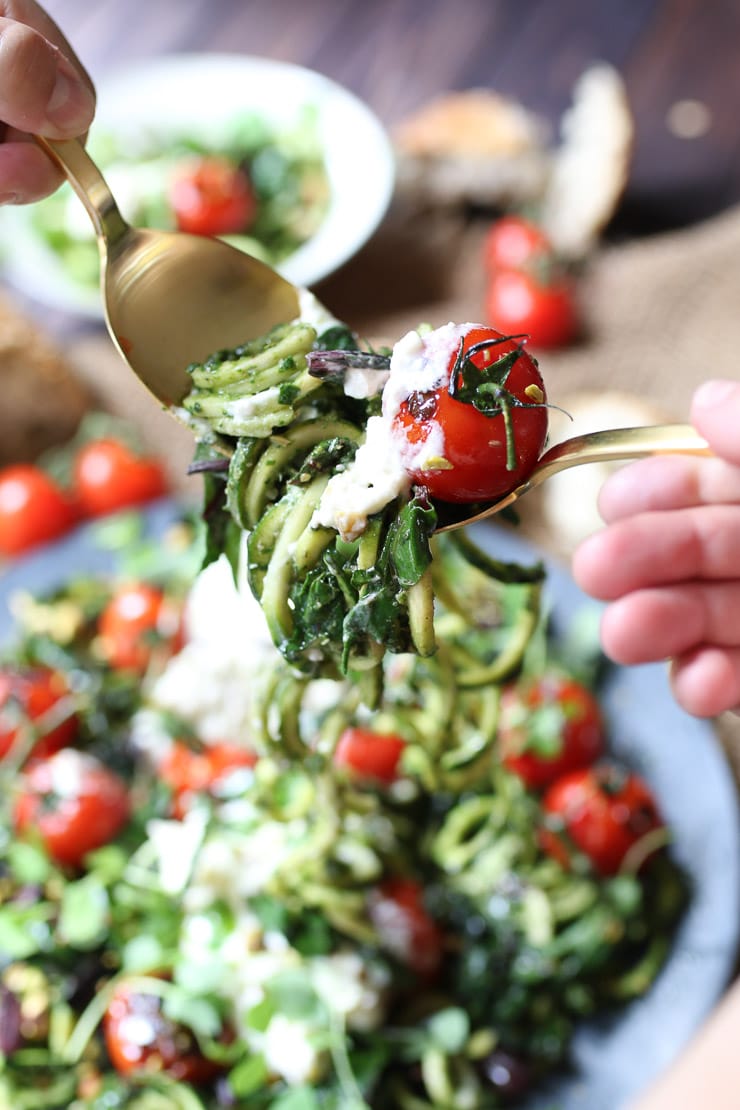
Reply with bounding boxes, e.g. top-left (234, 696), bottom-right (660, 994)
top-left (14, 750), bottom-right (131, 867)
top-left (541, 764), bottom-right (664, 876)
top-left (98, 583), bottom-right (183, 673)
top-left (0, 464), bottom-right (76, 557)
top-left (169, 156), bottom-right (256, 237)
top-left (483, 215), bottom-right (552, 273)
top-left (369, 877), bottom-right (444, 977)
top-left (161, 740), bottom-right (257, 818)
top-left (104, 980), bottom-right (222, 1083)
top-left (333, 727), bottom-right (406, 785)
top-left (391, 325), bottom-right (548, 503)
top-left (0, 666), bottom-right (78, 762)
top-left (73, 438), bottom-right (166, 518)
top-left (486, 269), bottom-right (578, 350)
top-left (499, 674), bottom-right (605, 790)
